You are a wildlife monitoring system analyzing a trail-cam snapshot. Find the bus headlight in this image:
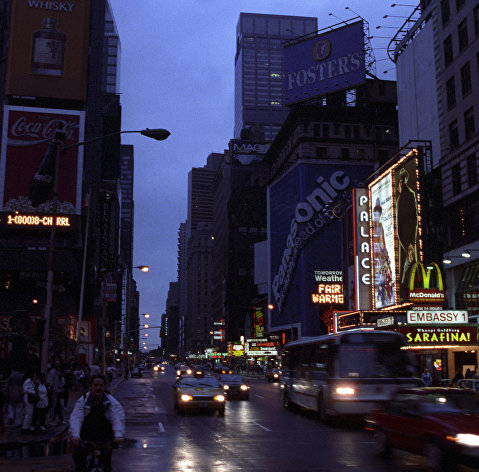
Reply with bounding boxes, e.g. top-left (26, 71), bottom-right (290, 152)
top-left (335, 387), bottom-right (356, 396)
